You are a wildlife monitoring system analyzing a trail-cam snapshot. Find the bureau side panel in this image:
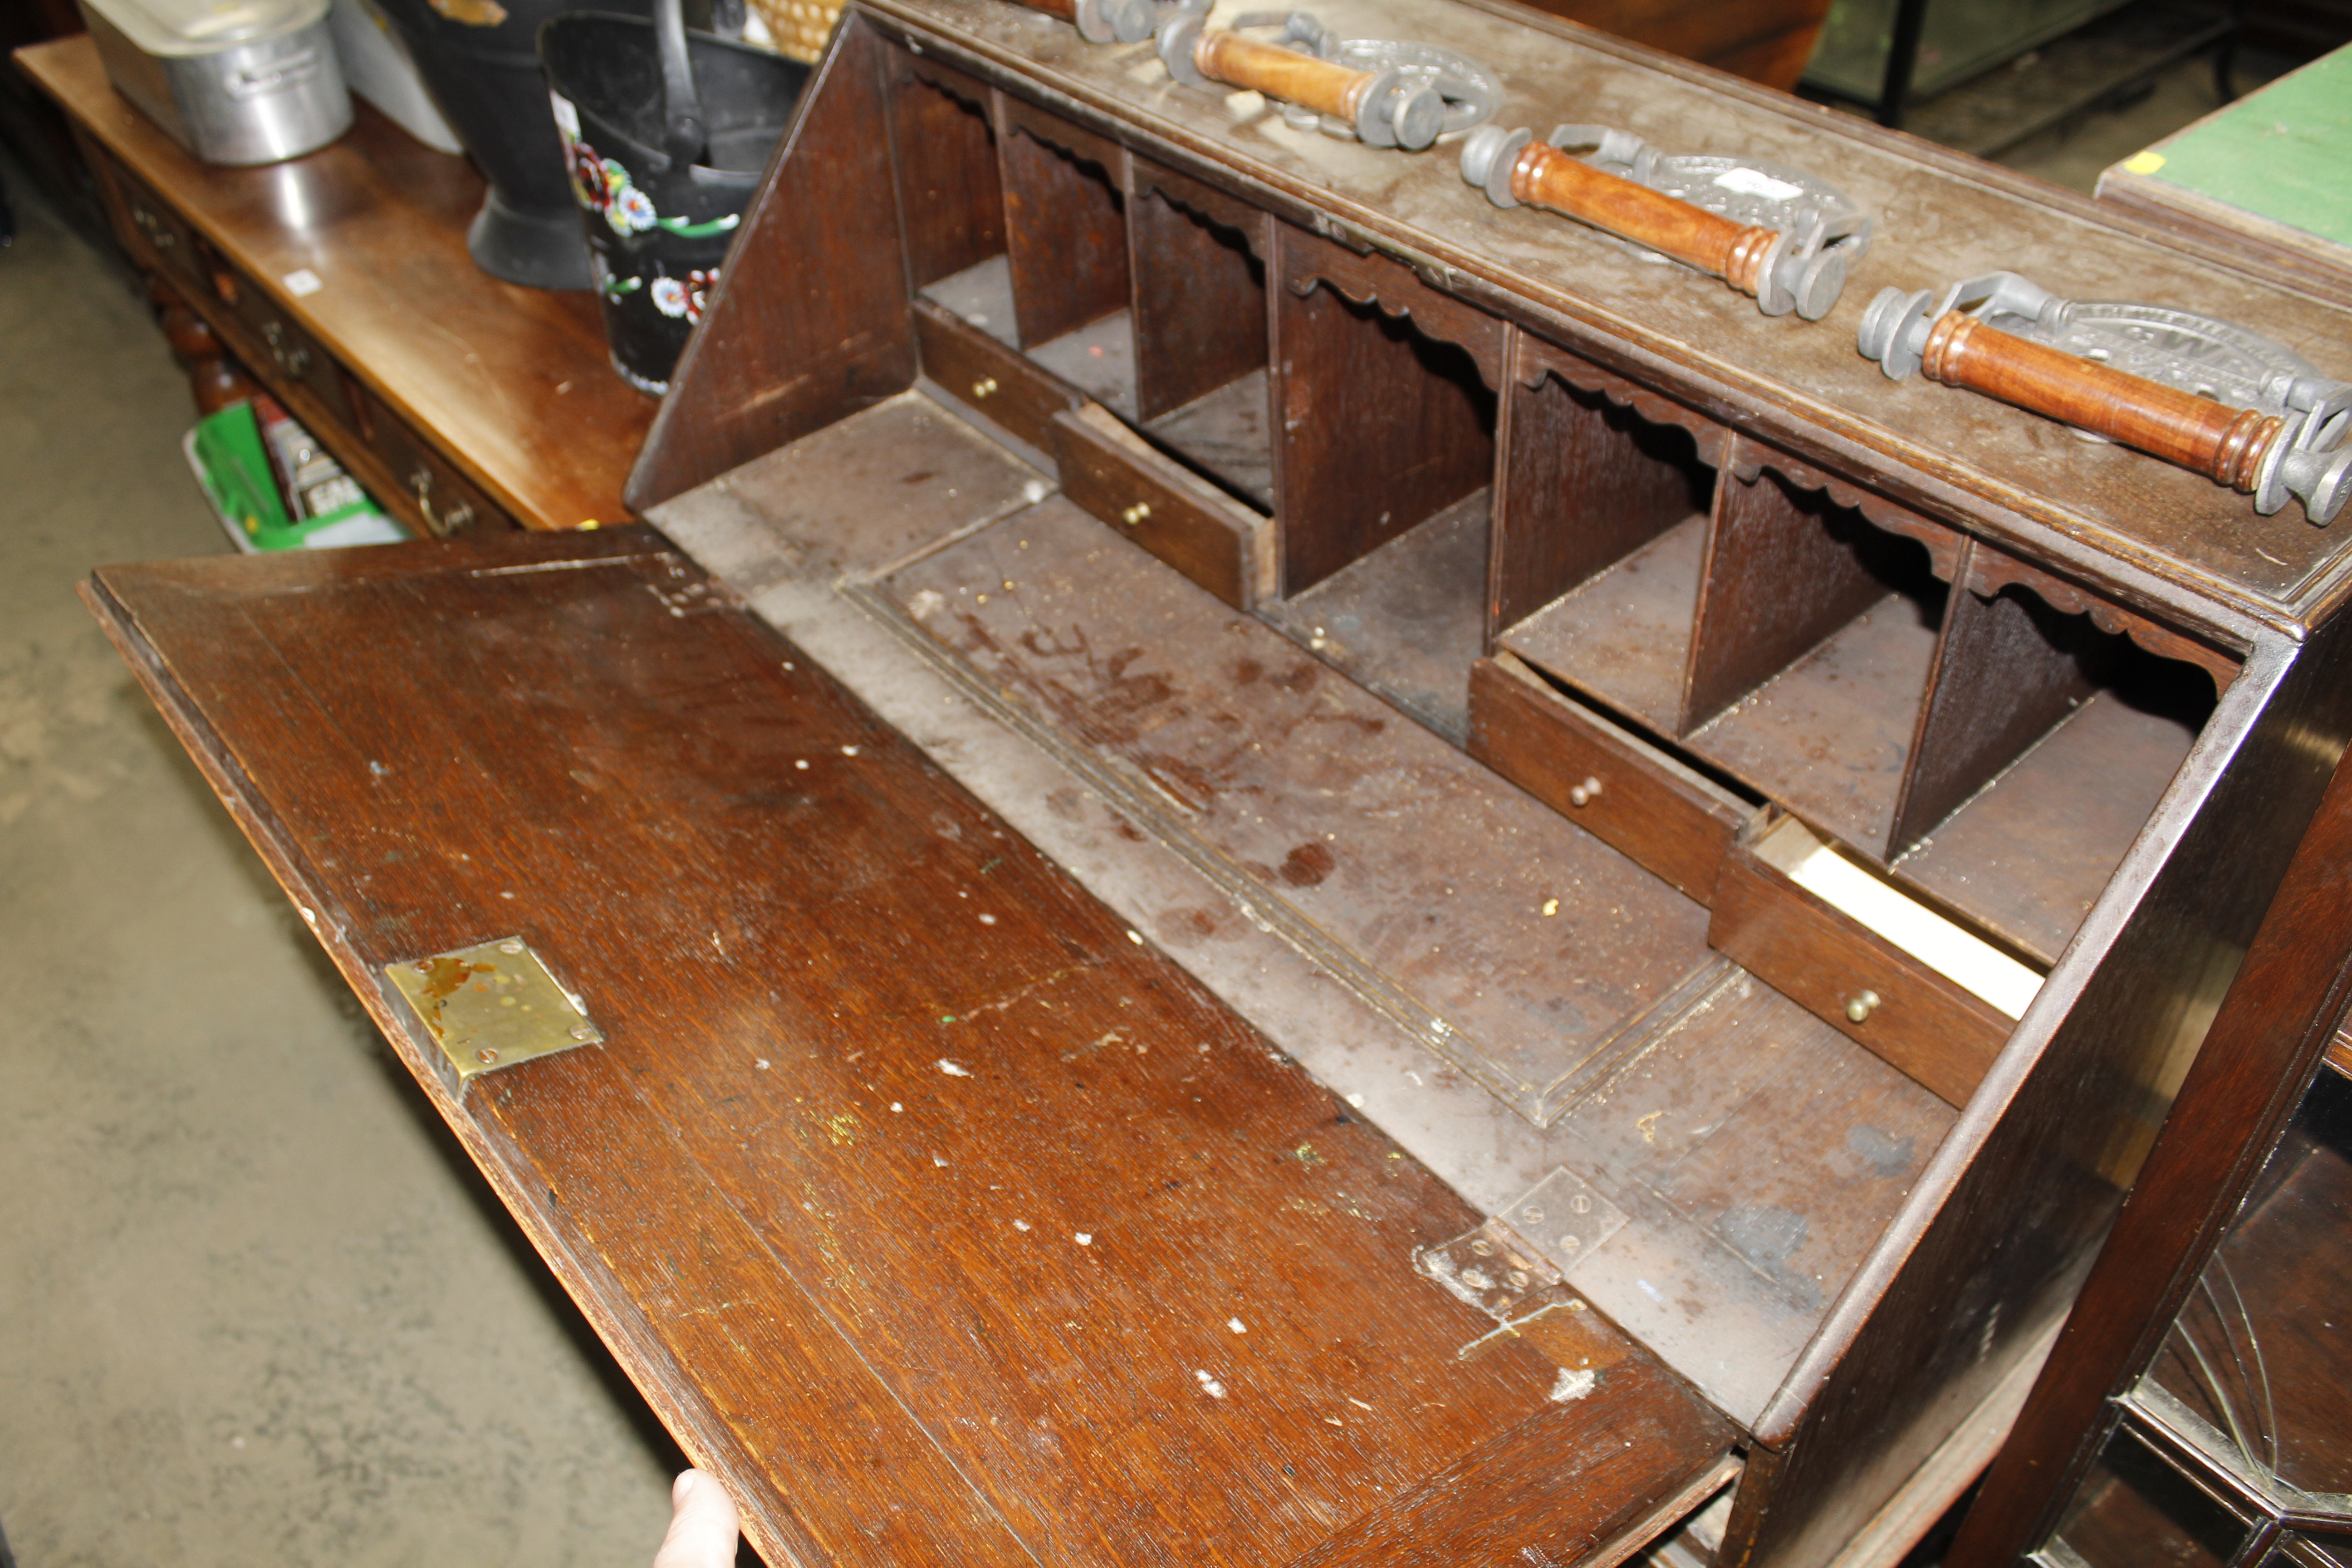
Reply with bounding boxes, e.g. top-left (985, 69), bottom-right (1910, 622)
top-left (1732, 615), bottom-right (2352, 1568)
